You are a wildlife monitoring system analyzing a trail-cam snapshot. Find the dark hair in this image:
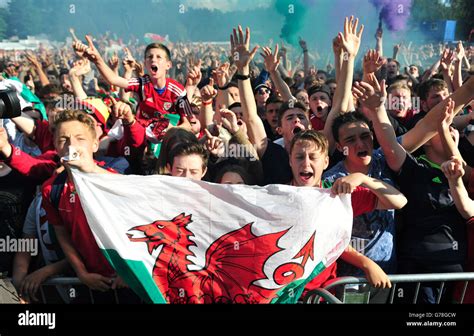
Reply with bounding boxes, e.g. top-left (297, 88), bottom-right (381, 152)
top-left (277, 100), bottom-right (308, 127)
top-left (167, 142), bottom-right (209, 170)
top-left (156, 128), bottom-right (198, 174)
top-left (417, 78), bottom-right (448, 101)
top-left (307, 84), bottom-right (332, 101)
top-left (325, 78), bottom-right (337, 85)
top-left (331, 111), bottom-right (370, 143)
top-left (214, 163), bottom-right (253, 185)
top-left (266, 95), bottom-right (284, 106)
top-left (38, 84), bottom-right (63, 99)
top-left (387, 58), bottom-right (401, 69)
top-left (145, 43), bottom-right (171, 61)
